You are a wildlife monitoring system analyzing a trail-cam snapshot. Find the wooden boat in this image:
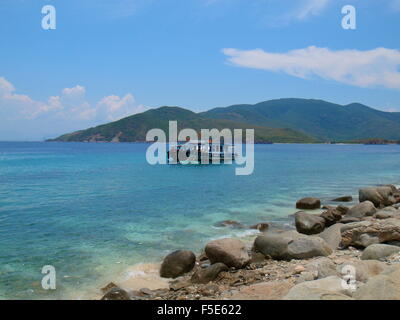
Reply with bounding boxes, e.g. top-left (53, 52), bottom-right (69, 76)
top-left (167, 140), bottom-right (236, 164)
